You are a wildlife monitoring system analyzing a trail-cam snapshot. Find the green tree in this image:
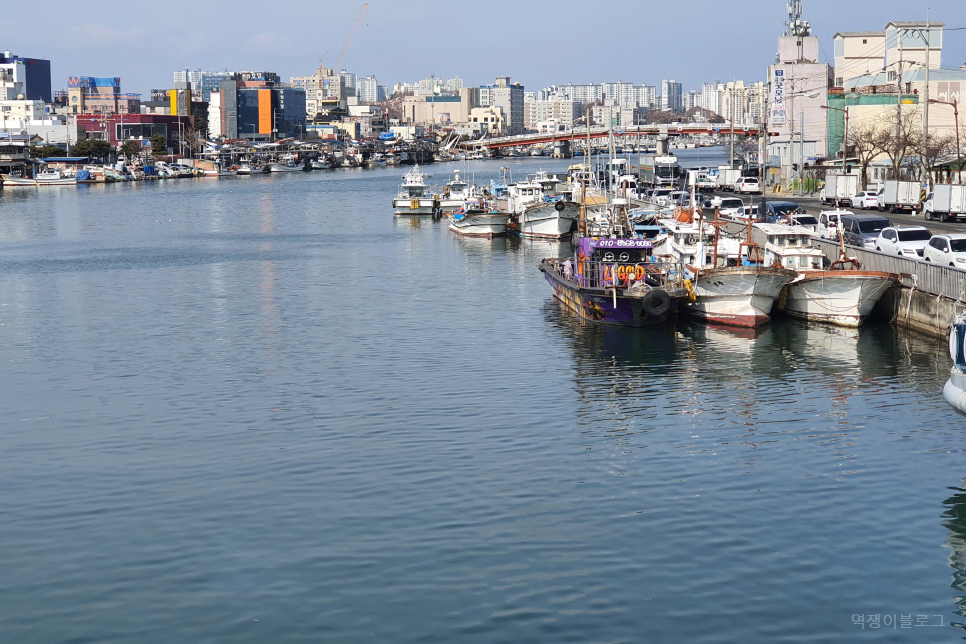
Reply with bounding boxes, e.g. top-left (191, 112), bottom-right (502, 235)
top-left (29, 144), bottom-right (67, 159)
top-left (69, 139), bottom-right (111, 160)
top-left (149, 134), bottom-right (168, 157)
top-left (119, 140), bottom-right (142, 158)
